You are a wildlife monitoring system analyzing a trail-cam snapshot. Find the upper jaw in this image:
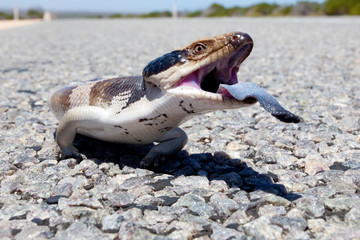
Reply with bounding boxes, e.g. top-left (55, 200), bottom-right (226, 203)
top-left (169, 36), bottom-right (253, 101)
